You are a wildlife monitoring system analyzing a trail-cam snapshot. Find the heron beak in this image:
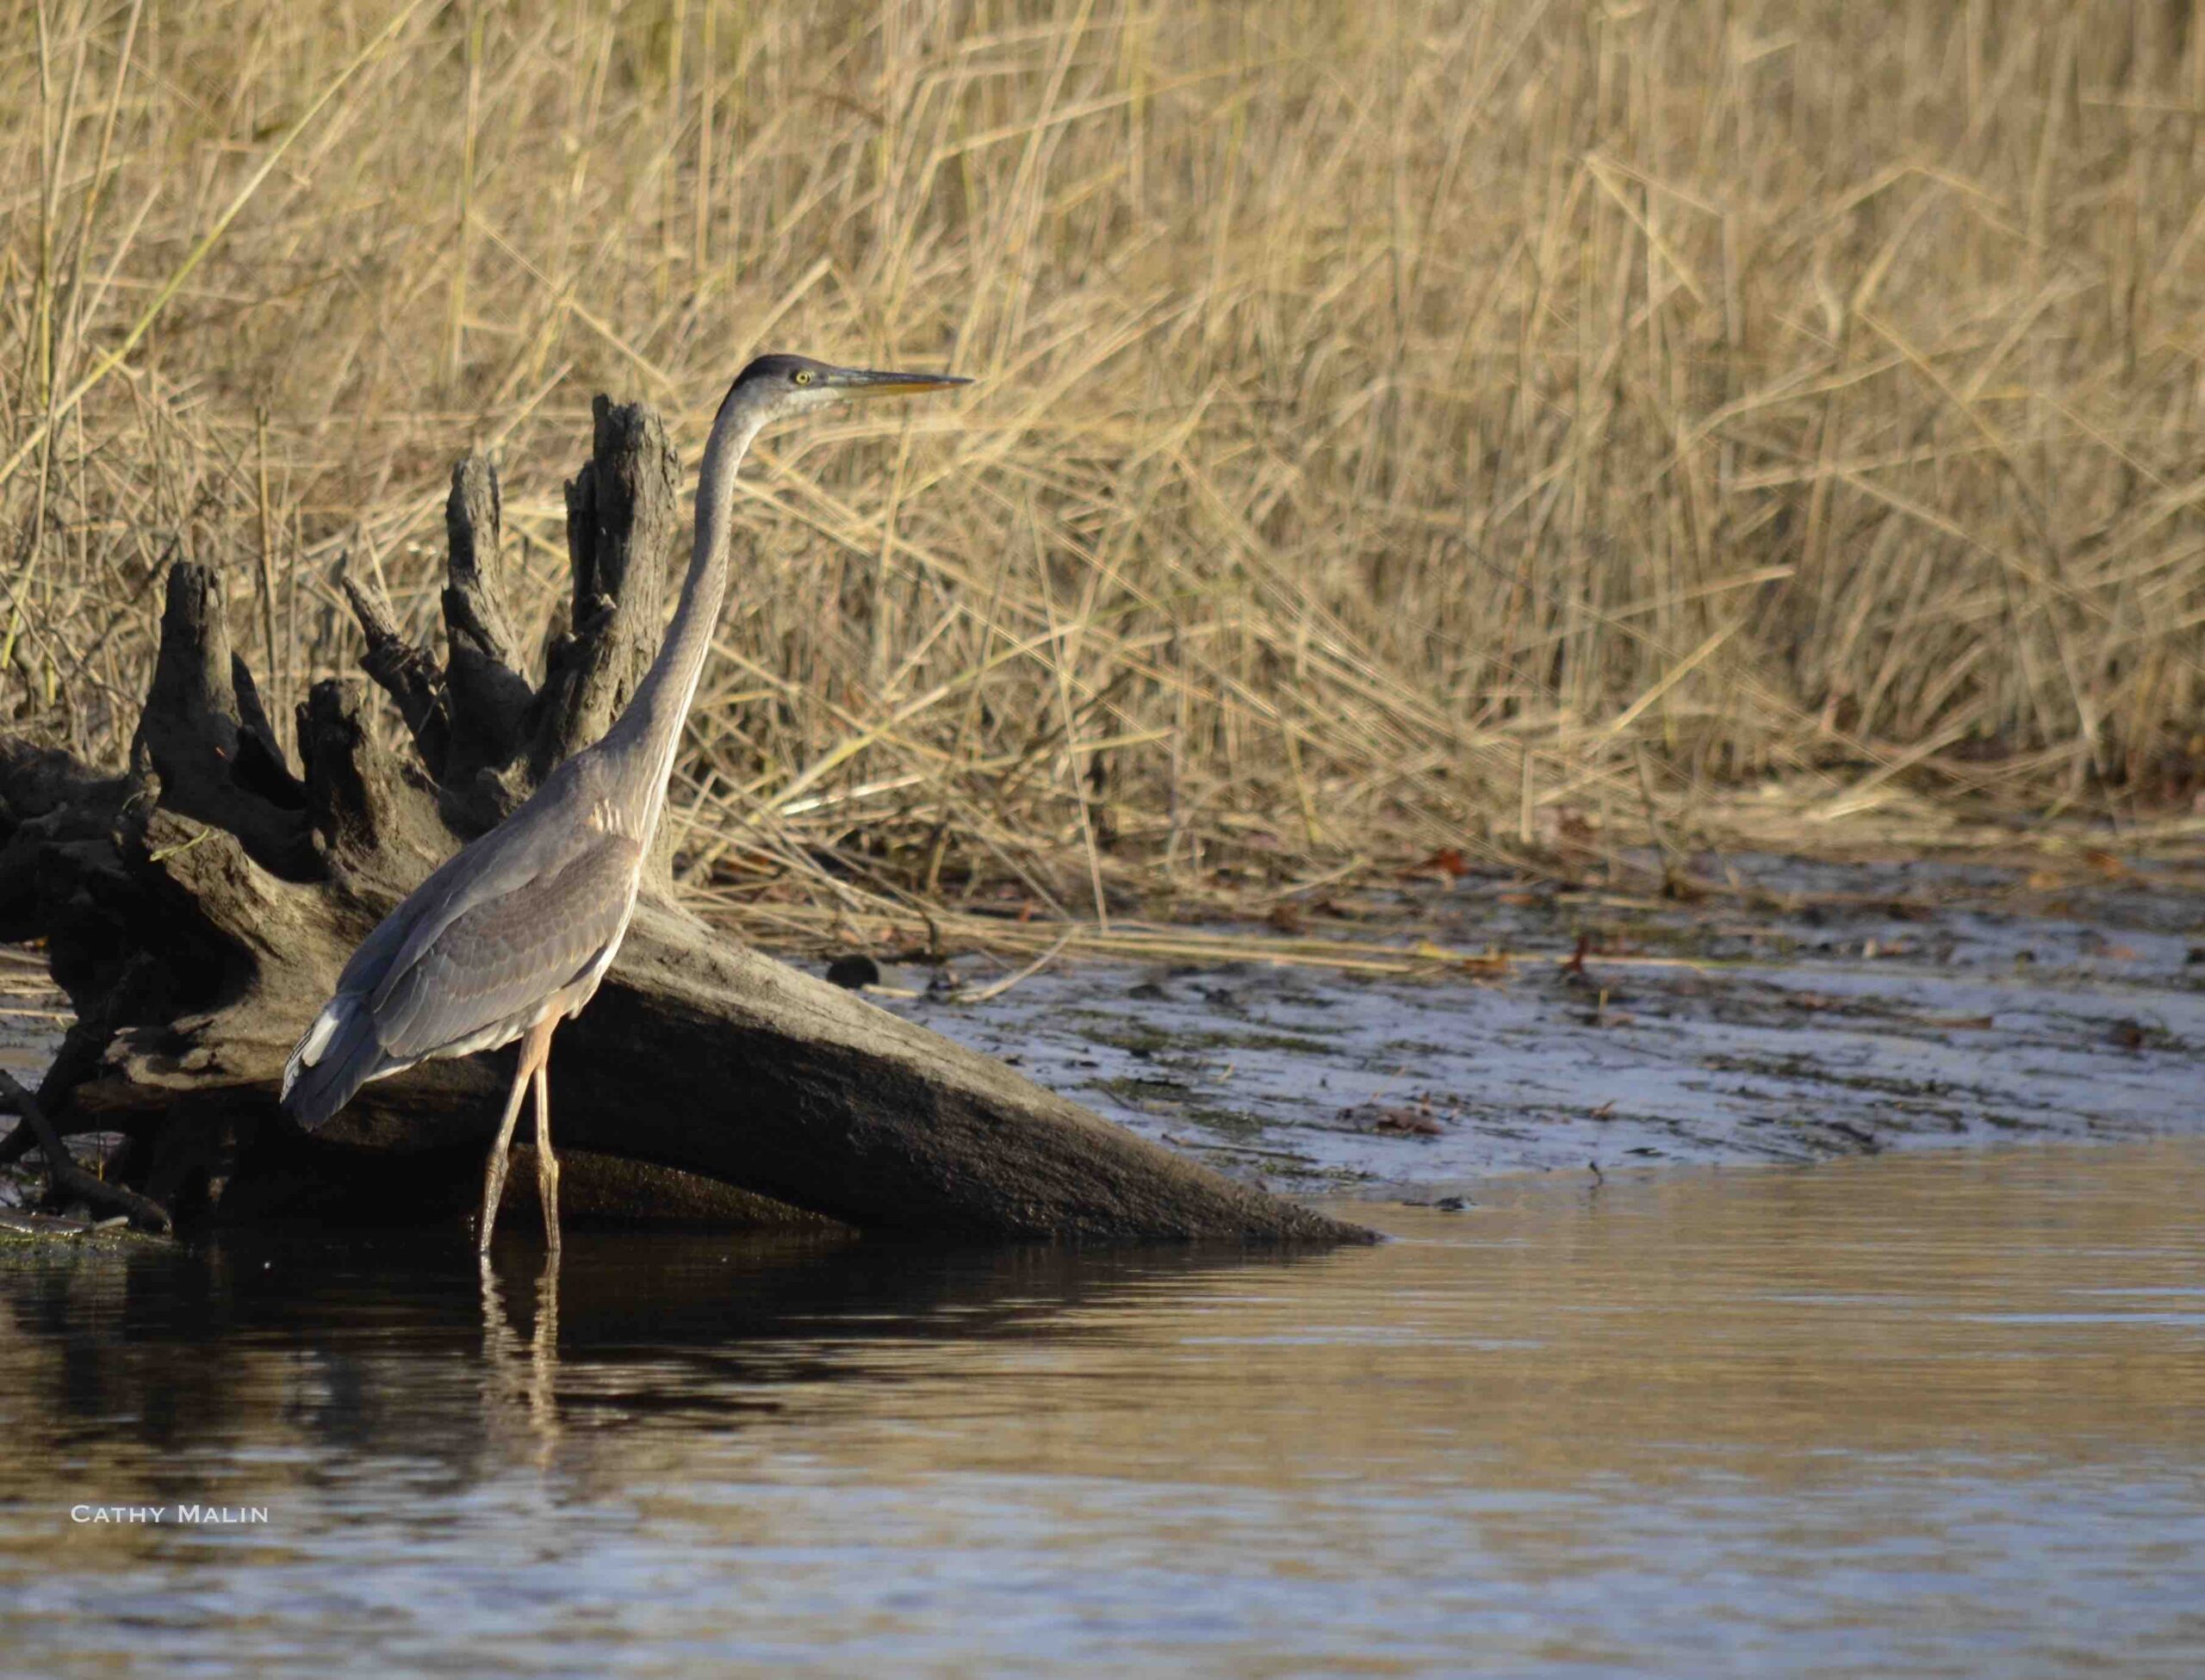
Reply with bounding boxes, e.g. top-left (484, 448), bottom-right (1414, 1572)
top-left (828, 368), bottom-right (972, 398)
